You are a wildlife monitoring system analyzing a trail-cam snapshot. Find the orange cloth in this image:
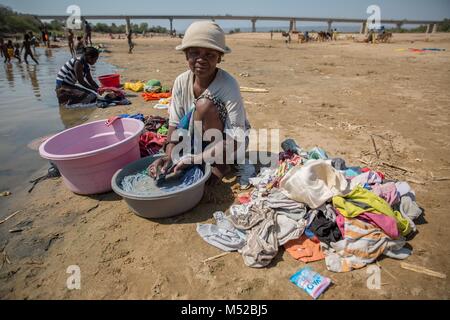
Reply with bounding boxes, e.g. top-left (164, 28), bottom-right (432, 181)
top-left (141, 92), bottom-right (171, 101)
top-left (284, 235), bottom-right (325, 263)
